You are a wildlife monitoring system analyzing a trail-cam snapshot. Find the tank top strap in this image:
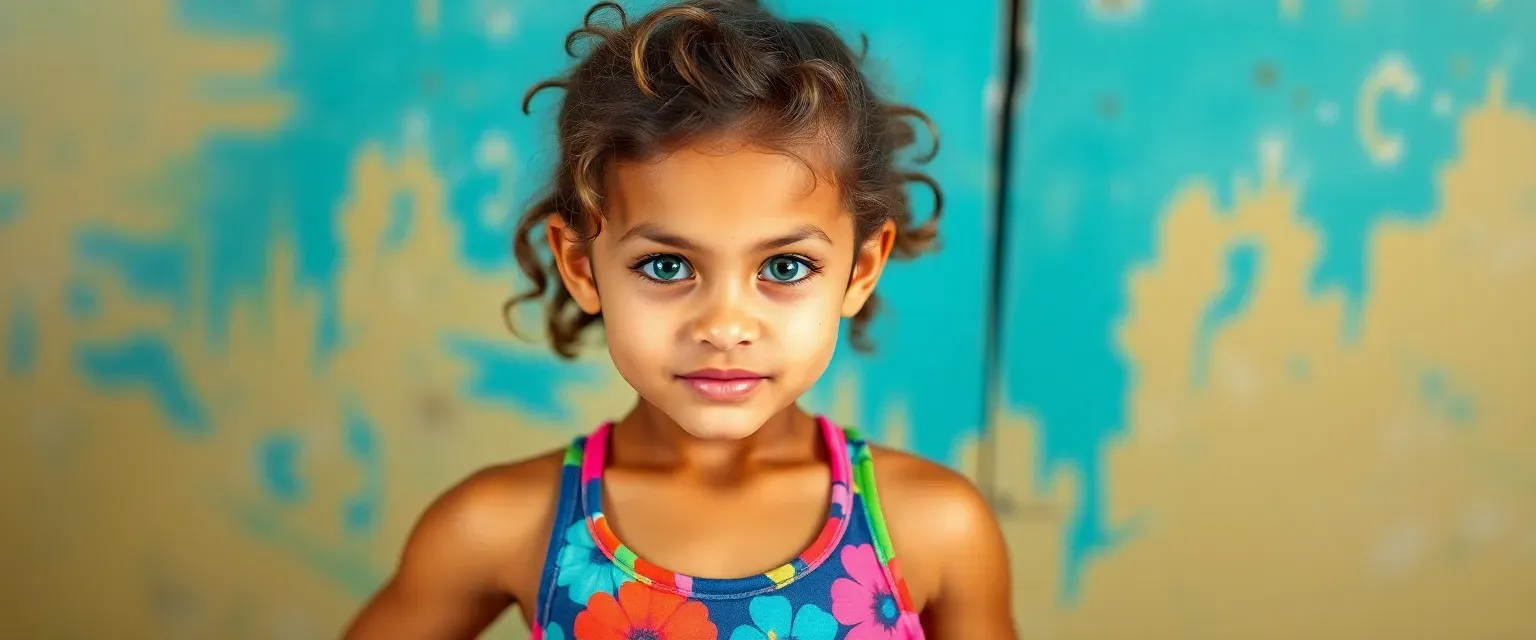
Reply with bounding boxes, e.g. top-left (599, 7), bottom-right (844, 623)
top-left (840, 425), bottom-right (920, 615)
top-left (531, 435), bottom-right (588, 635)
